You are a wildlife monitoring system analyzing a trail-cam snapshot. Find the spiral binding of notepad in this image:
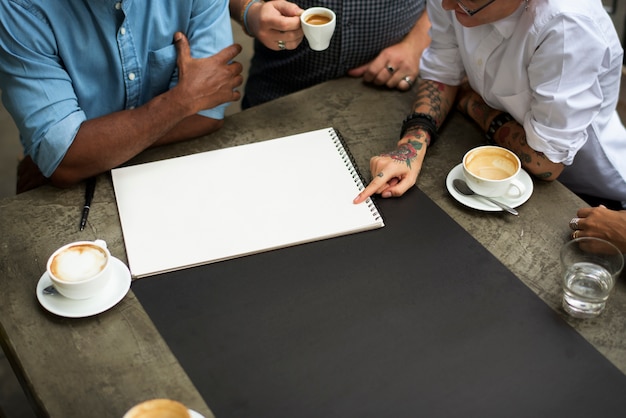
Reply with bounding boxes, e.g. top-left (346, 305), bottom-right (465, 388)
top-left (328, 128), bottom-right (383, 223)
